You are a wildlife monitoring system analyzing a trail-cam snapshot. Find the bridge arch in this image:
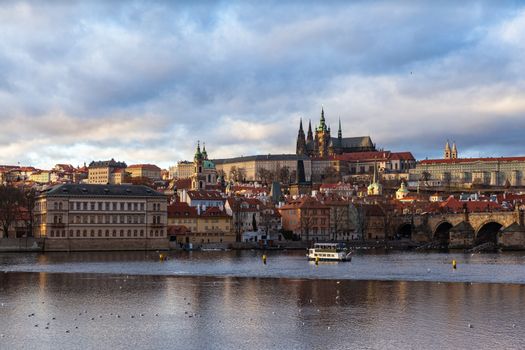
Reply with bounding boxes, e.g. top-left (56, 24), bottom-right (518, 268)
top-left (433, 221), bottom-right (453, 245)
top-left (396, 223), bottom-right (413, 239)
top-left (475, 221), bottom-right (504, 244)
